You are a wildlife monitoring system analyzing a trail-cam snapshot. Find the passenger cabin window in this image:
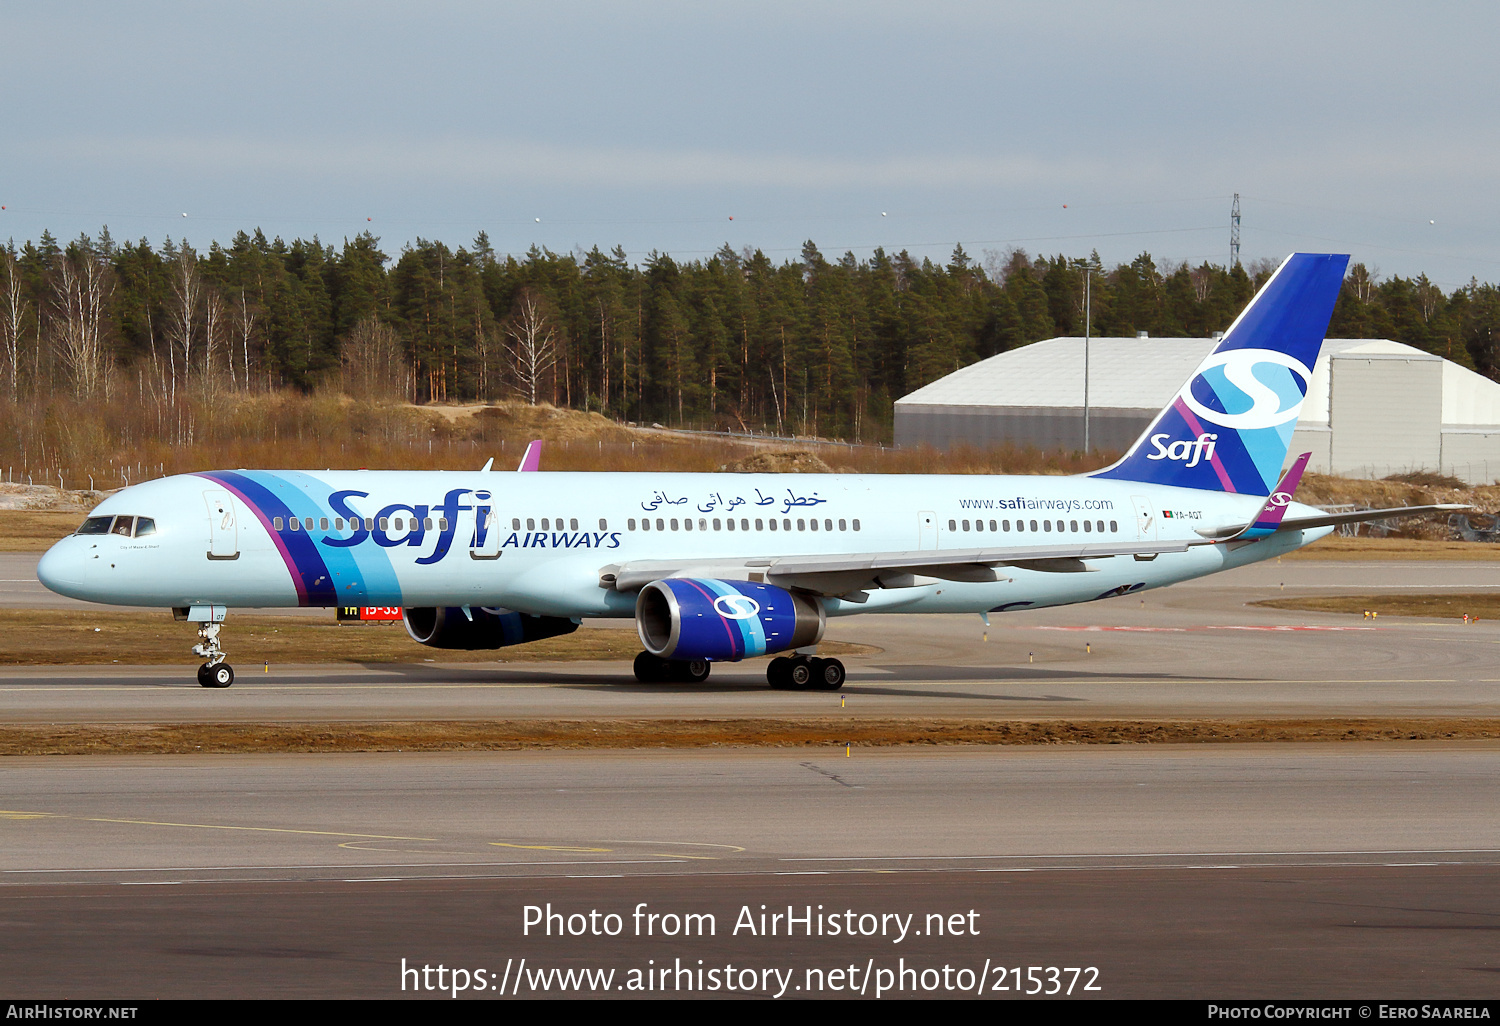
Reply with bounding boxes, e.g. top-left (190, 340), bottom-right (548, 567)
top-left (948, 519), bottom-right (957, 531)
top-left (1110, 520), bottom-right (1119, 532)
top-left (320, 517), bottom-right (330, 531)
top-left (571, 518), bottom-right (579, 531)
top-left (273, 517), bottom-right (284, 530)
top-left (290, 518), bottom-right (301, 532)
top-left (852, 519), bottom-right (860, 531)
top-left (599, 519), bottom-right (607, 530)
top-left (76, 516), bottom-right (112, 535)
top-left (628, 518), bottom-right (637, 531)
top-left (378, 517), bottom-right (389, 530)
top-left (513, 518), bottom-right (522, 531)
